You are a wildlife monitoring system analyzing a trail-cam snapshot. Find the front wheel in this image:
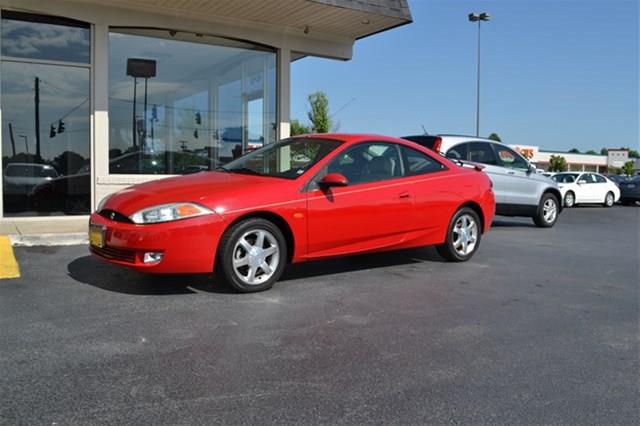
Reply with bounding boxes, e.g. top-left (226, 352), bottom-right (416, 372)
top-left (603, 191), bottom-right (615, 207)
top-left (436, 207), bottom-right (482, 262)
top-left (533, 194), bottom-right (559, 228)
top-left (216, 218), bottom-right (287, 293)
top-left (564, 191), bottom-right (575, 208)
